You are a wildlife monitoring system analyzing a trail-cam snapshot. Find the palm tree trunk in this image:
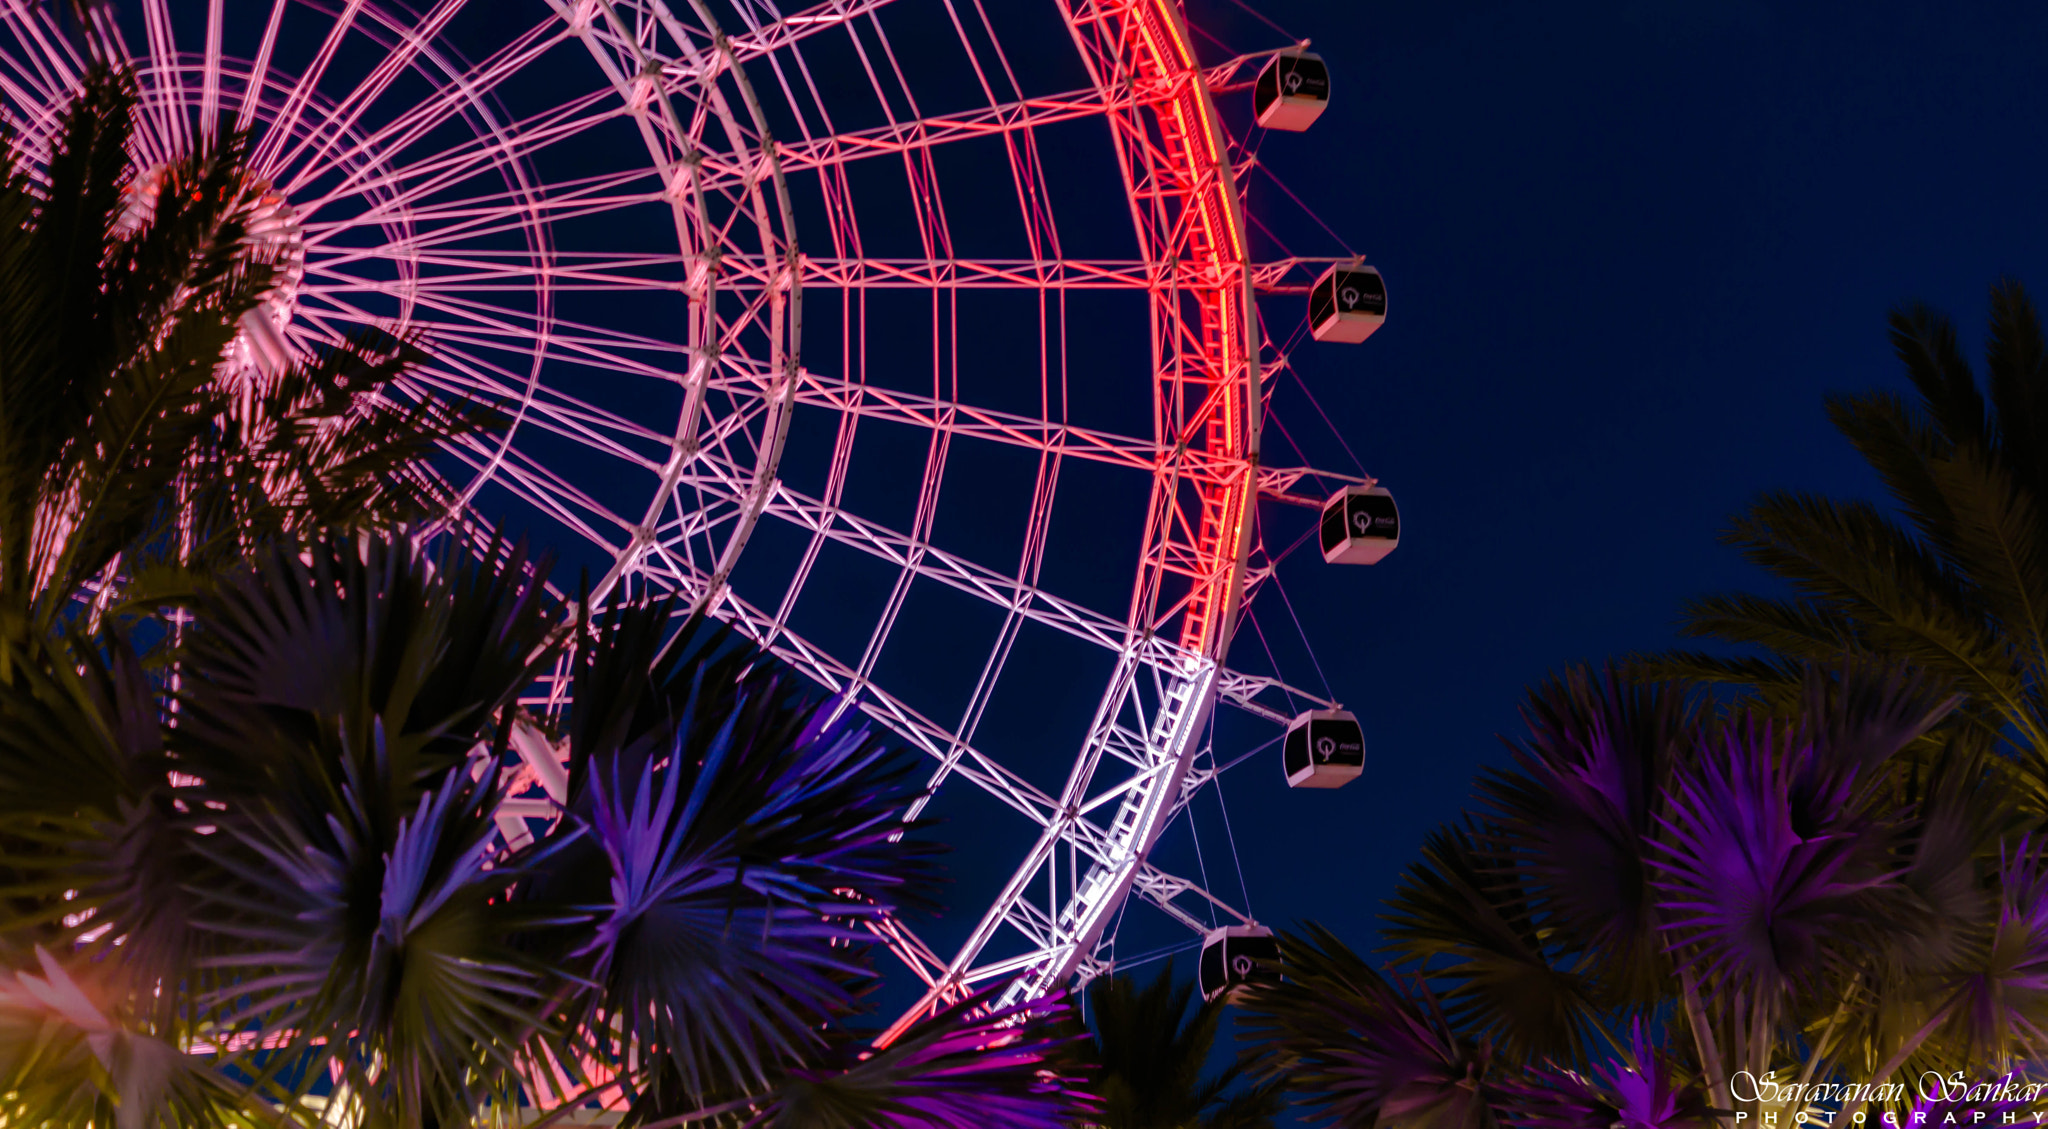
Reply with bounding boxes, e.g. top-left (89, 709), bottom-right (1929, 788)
top-left (1682, 969), bottom-right (1733, 1124)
